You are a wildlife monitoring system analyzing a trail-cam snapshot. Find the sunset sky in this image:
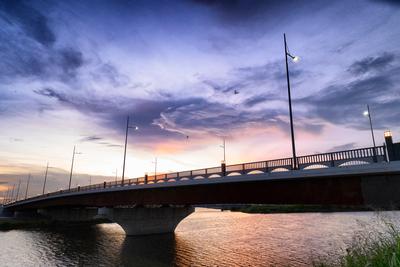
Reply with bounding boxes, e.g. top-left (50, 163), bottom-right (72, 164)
top-left (1, 0), bottom-right (399, 198)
